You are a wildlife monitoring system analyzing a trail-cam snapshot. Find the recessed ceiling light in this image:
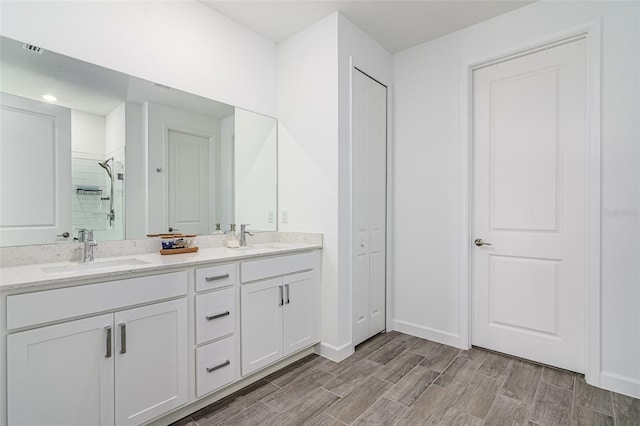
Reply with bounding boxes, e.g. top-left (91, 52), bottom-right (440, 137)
top-left (41, 94), bottom-right (57, 102)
